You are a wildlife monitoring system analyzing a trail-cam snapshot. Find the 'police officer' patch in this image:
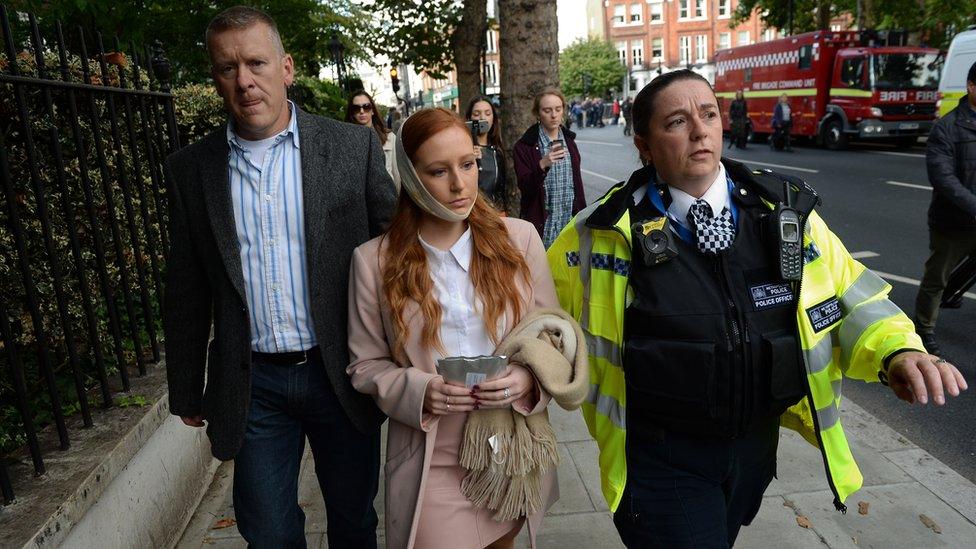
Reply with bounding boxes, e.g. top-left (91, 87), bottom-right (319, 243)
top-left (807, 297), bottom-right (842, 332)
top-left (750, 283), bottom-right (795, 310)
